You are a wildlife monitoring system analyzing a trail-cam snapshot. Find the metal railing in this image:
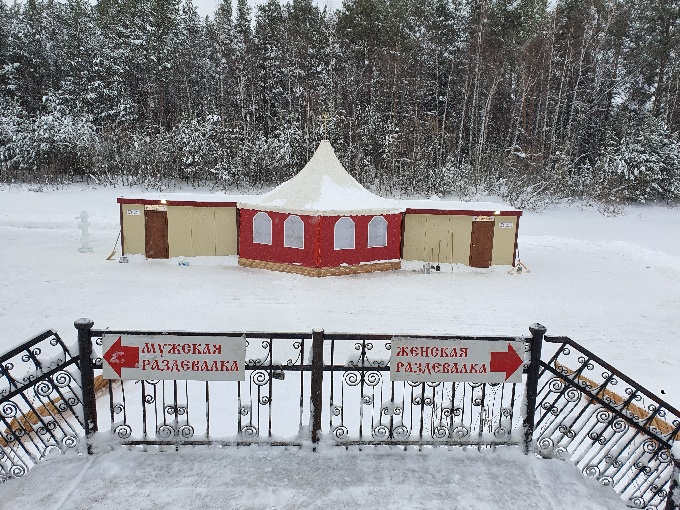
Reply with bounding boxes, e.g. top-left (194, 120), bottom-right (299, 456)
top-left (0, 320), bottom-right (677, 509)
top-left (86, 327), bottom-right (541, 449)
top-left (0, 330), bottom-right (85, 480)
top-left (535, 336), bottom-right (680, 509)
